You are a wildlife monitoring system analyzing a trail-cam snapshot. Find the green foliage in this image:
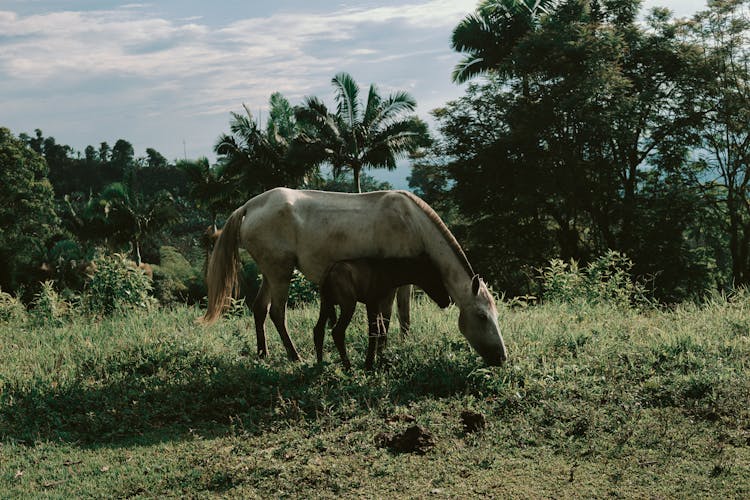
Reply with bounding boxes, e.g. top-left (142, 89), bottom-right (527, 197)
top-left (0, 127), bottom-right (59, 294)
top-left (83, 254), bottom-right (154, 315)
top-left (435, 0), bottom-right (718, 299)
top-left (91, 182), bottom-right (180, 264)
top-left (43, 238), bottom-right (94, 292)
top-left (686, 0), bottom-right (750, 286)
top-left (286, 269), bottom-right (318, 308)
top-left (294, 72), bottom-right (429, 193)
top-left (215, 95), bottom-right (314, 199)
top-left (539, 251), bottom-right (649, 308)
top-left (179, 157), bottom-right (235, 223)
top-left (151, 246), bottom-right (205, 304)
top-left (0, 288), bottom-right (26, 323)
top-left (30, 280), bottom-right (69, 326)
top-left (306, 170), bottom-right (392, 193)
